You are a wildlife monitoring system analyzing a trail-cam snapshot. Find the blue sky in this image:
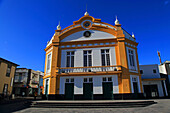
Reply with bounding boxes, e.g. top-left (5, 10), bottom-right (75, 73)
top-left (0, 0), bottom-right (170, 71)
